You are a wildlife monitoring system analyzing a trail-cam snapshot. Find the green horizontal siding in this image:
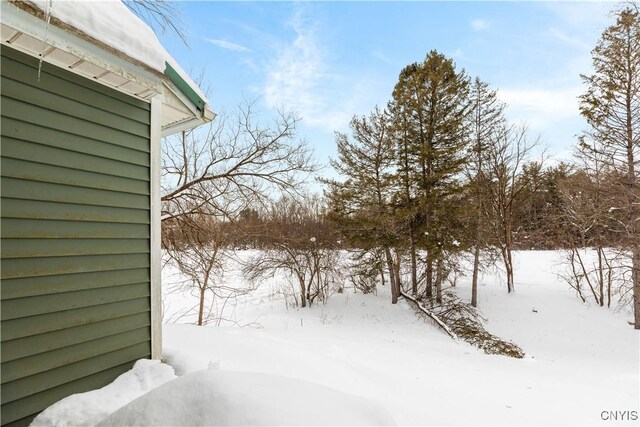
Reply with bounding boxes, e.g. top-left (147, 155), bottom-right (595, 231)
top-left (2, 137), bottom-right (149, 179)
top-left (1, 218), bottom-right (149, 239)
top-left (1, 328), bottom-right (150, 386)
top-left (1, 282), bottom-right (151, 320)
top-left (1, 177), bottom-right (149, 209)
top-left (1, 76), bottom-right (150, 138)
top-left (1, 269), bottom-right (150, 300)
top-left (1, 313), bottom-right (151, 362)
top-left (2, 157), bottom-right (150, 195)
top-left (1, 362), bottom-right (138, 426)
top-left (2, 238), bottom-right (150, 258)
top-left (1, 199), bottom-right (149, 224)
top-left (1, 97), bottom-right (150, 152)
top-left (2, 116), bottom-right (150, 166)
top-left (0, 76), bottom-right (149, 138)
top-left (1, 298), bottom-right (150, 342)
top-left (1, 46), bottom-right (153, 425)
top-left (2, 253), bottom-right (150, 279)
top-left (2, 342), bottom-right (150, 405)
top-left (0, 46), bottom-right (149, 111)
